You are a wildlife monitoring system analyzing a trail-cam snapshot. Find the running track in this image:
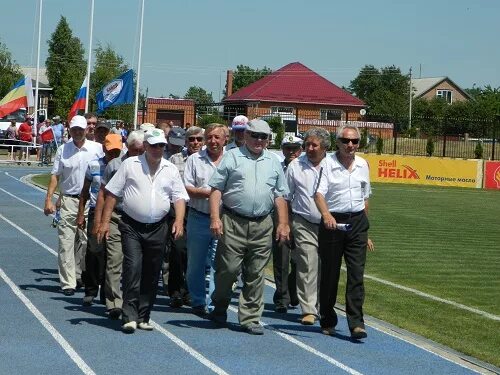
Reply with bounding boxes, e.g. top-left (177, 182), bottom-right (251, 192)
top-left (0, 166), bottom-right (496, 375)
